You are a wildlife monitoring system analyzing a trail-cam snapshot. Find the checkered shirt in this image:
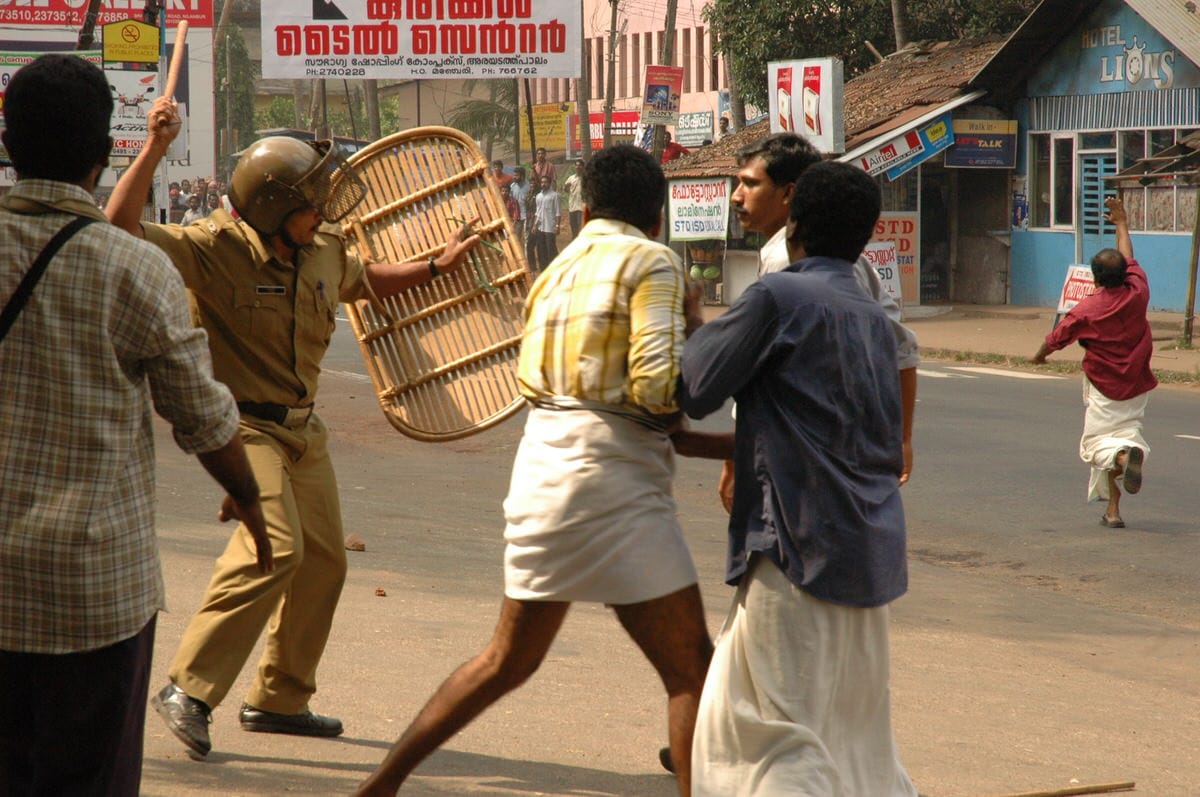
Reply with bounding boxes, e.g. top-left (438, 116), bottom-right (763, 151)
top-left (517, 218), bottom-right (688, 416)
top-left (0, 180), bottom-right (239, 654)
